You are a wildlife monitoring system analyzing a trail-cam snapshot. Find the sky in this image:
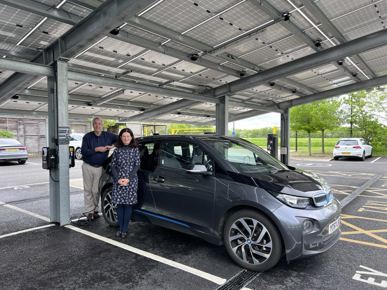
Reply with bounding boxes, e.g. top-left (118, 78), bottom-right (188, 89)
top-left (231, 112), bottom-right (280, 130)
